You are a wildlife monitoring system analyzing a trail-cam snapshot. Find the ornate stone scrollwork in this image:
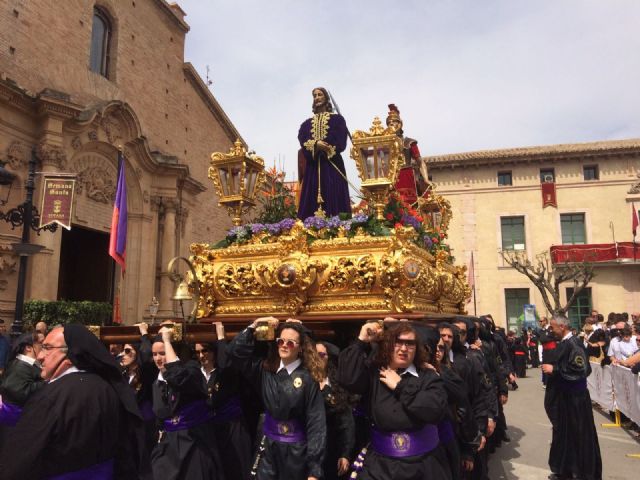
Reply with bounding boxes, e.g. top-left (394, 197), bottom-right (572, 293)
top-left (37, 142), bottom-right (67, 170)
top-left (101, 115), bottom-right (123, 144)
top-left (76, 167), bottom-right (117, 203)
top-left (6, 141), bottom-right (27, 170)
